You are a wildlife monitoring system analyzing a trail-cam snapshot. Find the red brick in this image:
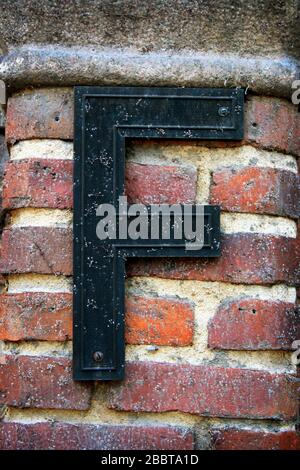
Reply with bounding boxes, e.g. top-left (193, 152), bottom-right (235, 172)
top-left (125, 162), bottom-right (197, 204)
top-left (0, 292), bottom-right (193, 345)
top-left (208, 299), bottom-right (299, 350)
top-left (128, 234), bottom-right (300, 286)
top-left (6, 88), bottom-right (73, 142)
top-left (2, 230), bottom-right (298, 284)
top-left (0, 355), bottom-right (91, 410)
top-left (0, 227), bottom-right (72, 275)
top-left (245, 97), bottom-right (300, 156)
top-left (5, 93), bottom-right (299, 156)
top-left (212, 428), bottom-right (300, 450)
top-left (108, 362), bottom-right (297, 420)
top-left (0, 293), bottom-right (72, 341)
top-left (0, 422), bottom-right (194, 450)
top-left (211, 167), bottom-right (300, 218)
top-left (125, 295), bottom-right (194, 346)
top-left (2, 159), bottom-right (73, 209)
